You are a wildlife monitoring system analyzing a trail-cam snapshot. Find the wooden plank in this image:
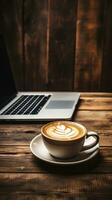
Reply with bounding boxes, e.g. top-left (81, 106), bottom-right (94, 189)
top-left (0, 0), bottom-right (24, 90)
top-left (0, 147), bottom-right (111, 174)
top-left (48, 0), bottom-right (77, 91)
top-left (101, 0), bottom-right (112, 92)
top-left (80, 93), bottom-right (112, 97)
top-left (0, 123), bottom-right (42, 133)
top-left (0, 128), bottom-right (112, 146)
top-left (74, 0), bottom-right (105, 91)
top-left (74, 110), bottom-right (112, 123)
top-left (0, 124), bottom-right (39, 145)
top-left (0, 146), bottom-right (30, 154)
top-left (0, 174), bottom-right (112, 200)
top-left (24, 0), bottom-right (49, 91)
top-left (79, 97), bottom-right (112, 110)
top-left (0, 192), bottom-right (112, 200)
top-left (0, 110), bottom-right (112, 146)
top-left (73, 110), bottom-right (112, 131)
